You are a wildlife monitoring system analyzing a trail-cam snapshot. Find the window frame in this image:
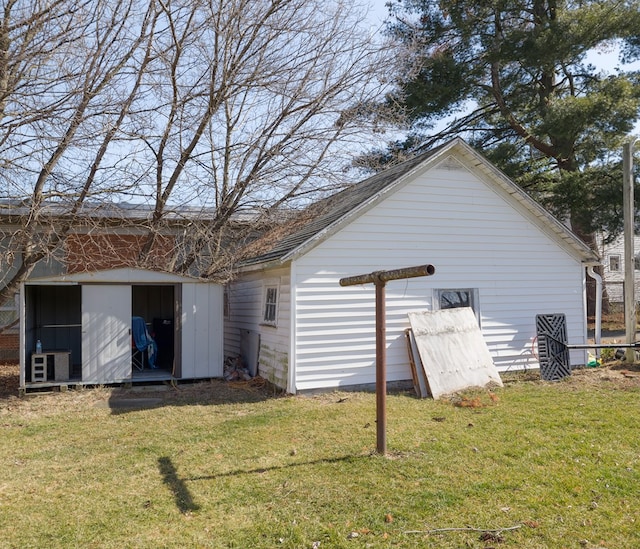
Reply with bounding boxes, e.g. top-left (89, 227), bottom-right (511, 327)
top-left (608, 254), bottom-right (621, 272)
top-left (262, 283), bottom-right (279, 326)
top-left (434, 288), bottom-right (480, 325)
